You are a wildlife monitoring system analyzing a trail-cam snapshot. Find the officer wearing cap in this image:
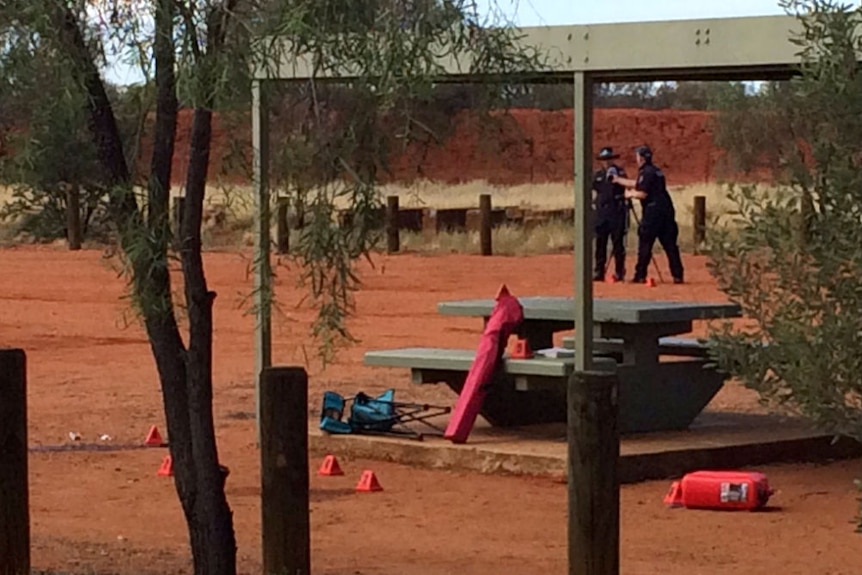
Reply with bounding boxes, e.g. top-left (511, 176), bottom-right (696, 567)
top-left (591, 146), bottom-right (629, 281)
top-left (609, 145), bottom-right (685, 284)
